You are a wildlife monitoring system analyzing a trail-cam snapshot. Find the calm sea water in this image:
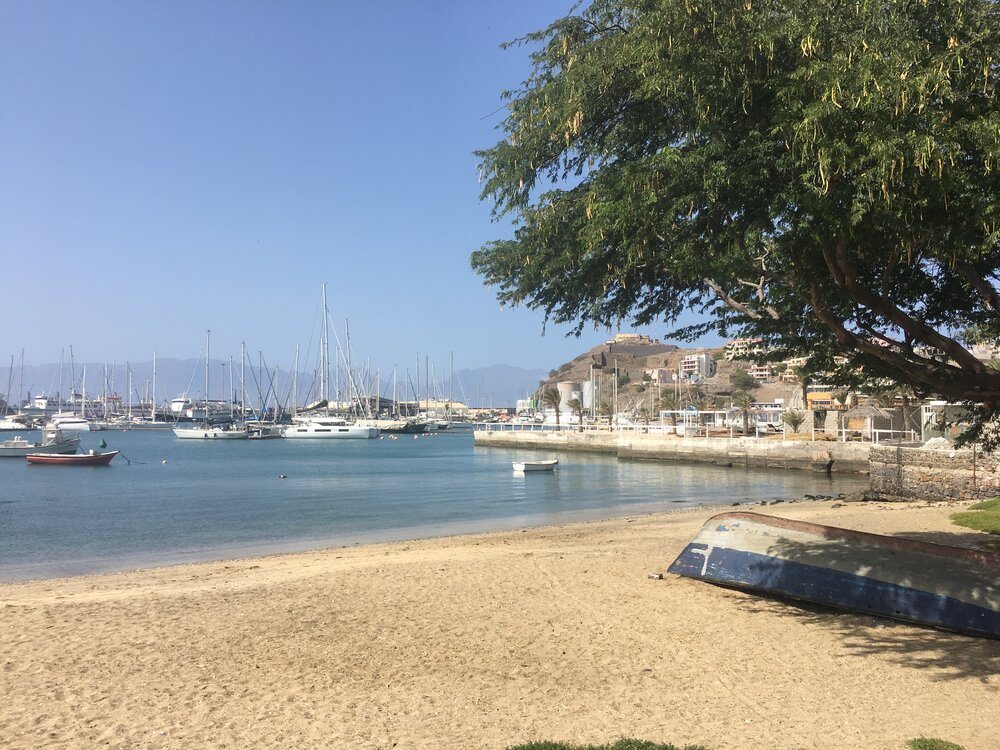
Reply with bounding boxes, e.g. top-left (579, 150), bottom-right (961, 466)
top-left (0, 428), bottom-right (868, 582)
